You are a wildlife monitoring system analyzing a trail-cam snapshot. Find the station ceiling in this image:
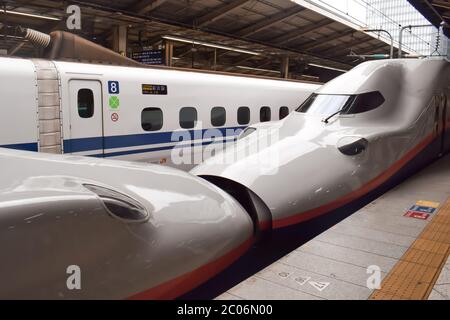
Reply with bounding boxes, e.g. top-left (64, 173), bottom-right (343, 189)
top-left (408, 0), bottom-right (450, 38)
top-left (0, 0), bottom-right (397, 81)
